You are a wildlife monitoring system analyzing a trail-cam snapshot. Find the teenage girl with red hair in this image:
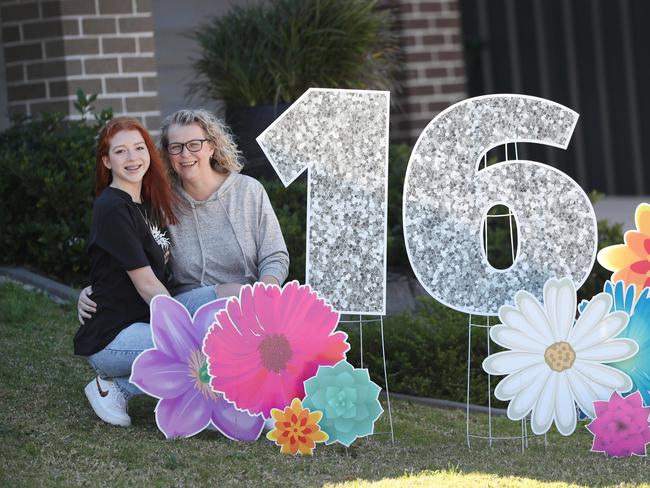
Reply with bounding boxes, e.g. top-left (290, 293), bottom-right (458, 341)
top-left (73, 117), bottom-right (178, 427)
